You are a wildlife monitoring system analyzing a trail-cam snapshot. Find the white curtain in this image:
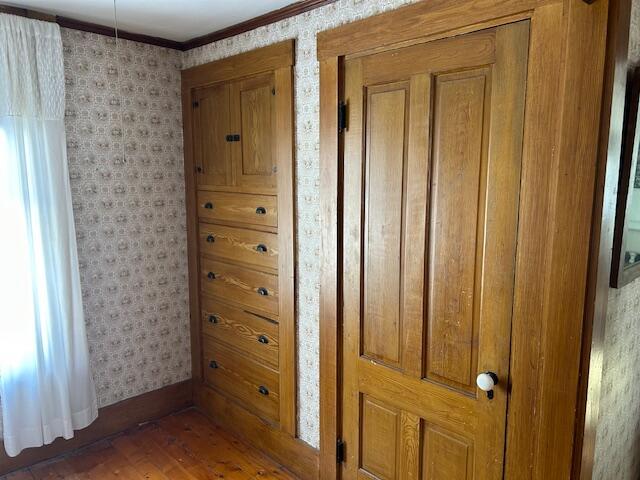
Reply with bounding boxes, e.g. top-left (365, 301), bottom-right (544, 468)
top-left (0, 14), bottom-right (97, 457)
